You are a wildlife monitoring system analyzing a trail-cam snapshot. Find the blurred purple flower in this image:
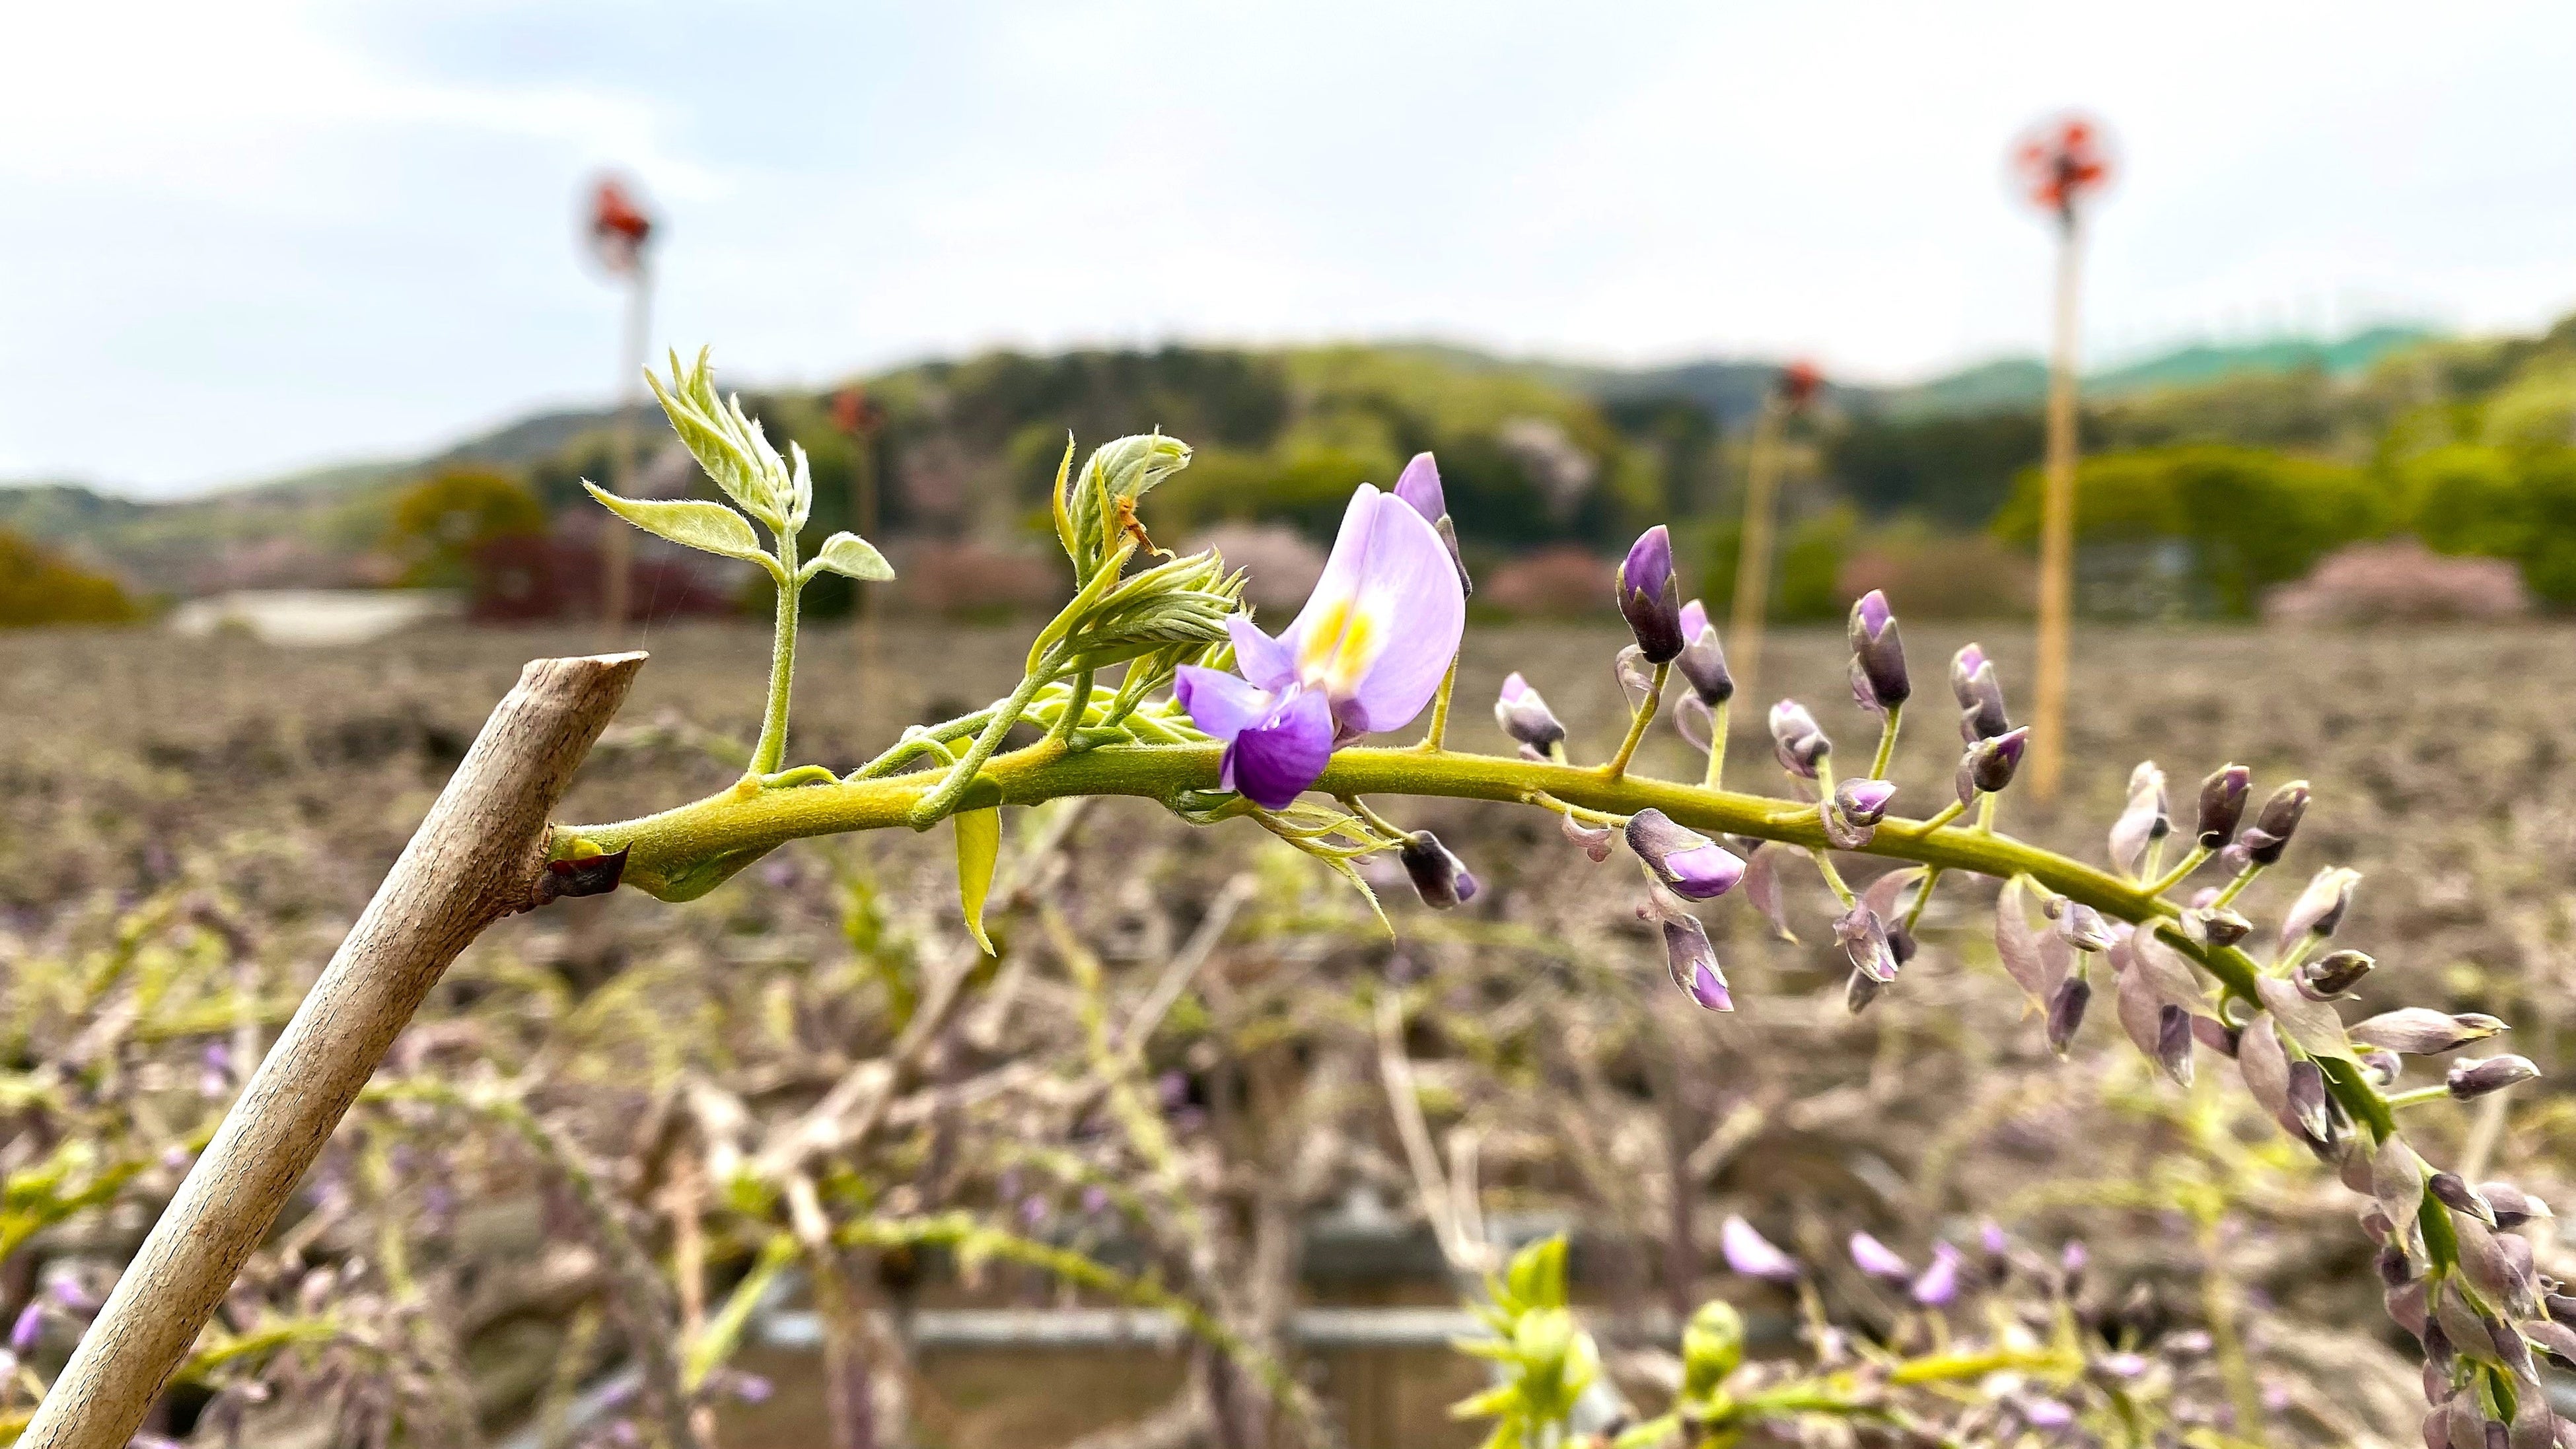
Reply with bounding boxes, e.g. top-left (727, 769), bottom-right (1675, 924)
top-left (1177, 483), bottom-right (1465, 808)
top-left (9, 1303), bottom-right (41, 1355)
top-left (1849, 1231), bottom-right (1911, 1281)
top-left (1910, 1242), bottom-right (1963, 1306)
top-left (1721, 1216), bottom-right (1799, 1282)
